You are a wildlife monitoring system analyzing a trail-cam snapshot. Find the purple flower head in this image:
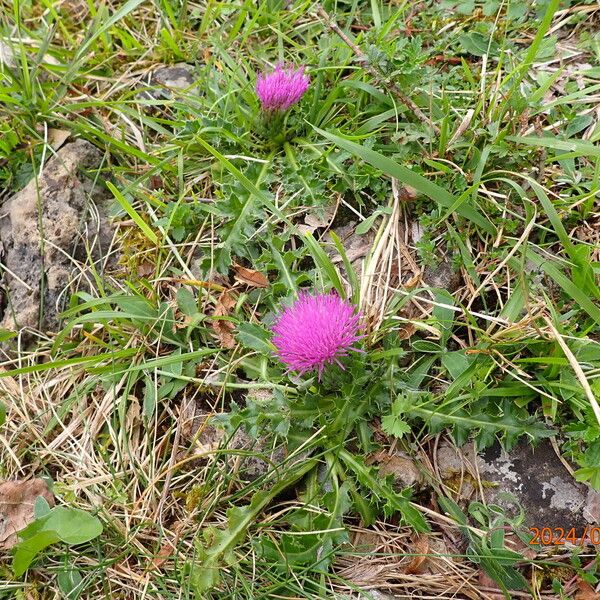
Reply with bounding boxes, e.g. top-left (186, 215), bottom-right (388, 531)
top-left (256, 64), bottom-right (310, 112)
top-left (272, 292), bottom-right (364, 379)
